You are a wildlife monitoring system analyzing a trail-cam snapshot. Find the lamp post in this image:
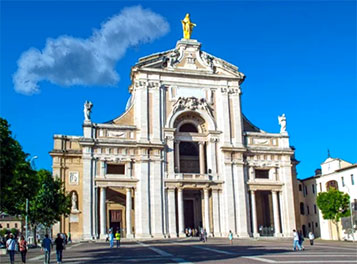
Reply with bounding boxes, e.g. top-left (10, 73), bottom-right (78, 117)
top-left (26, 156), bottom-right (38, 243)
